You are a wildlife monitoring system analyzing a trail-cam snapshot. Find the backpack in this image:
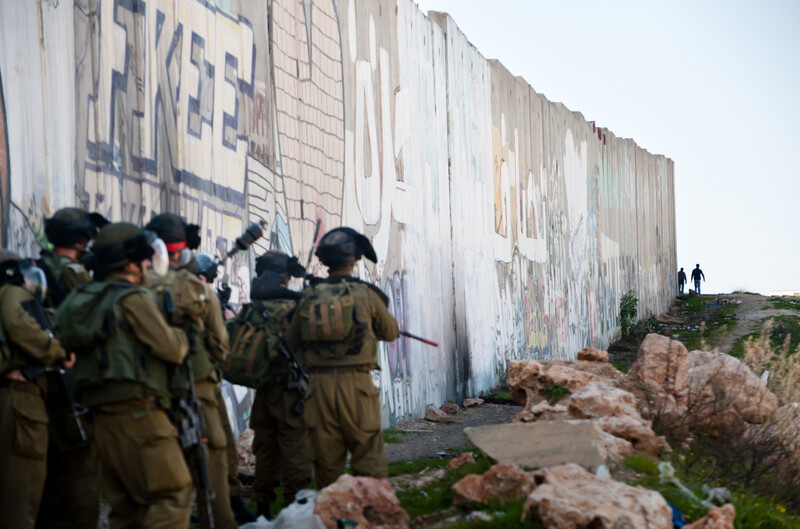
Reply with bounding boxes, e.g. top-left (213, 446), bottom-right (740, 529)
top-left (296, 280), bottom-right (365, 358)
top-left (222, 299), bottom-right (297, 388)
